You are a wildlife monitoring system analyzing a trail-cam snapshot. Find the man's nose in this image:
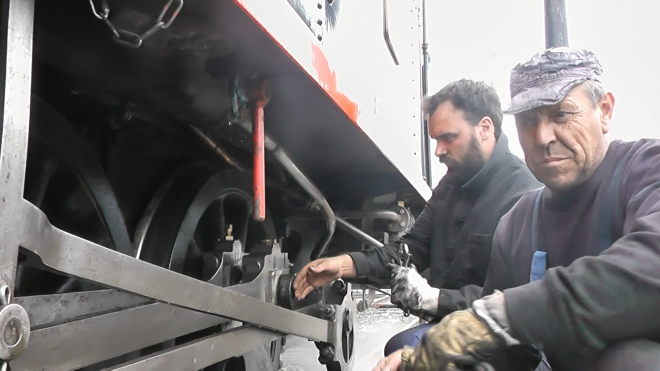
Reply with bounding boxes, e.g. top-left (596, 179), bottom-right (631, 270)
top-left (532, 117), bottom-right (557, 147)
top-left (435, 141), bottom-right (447, 157)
